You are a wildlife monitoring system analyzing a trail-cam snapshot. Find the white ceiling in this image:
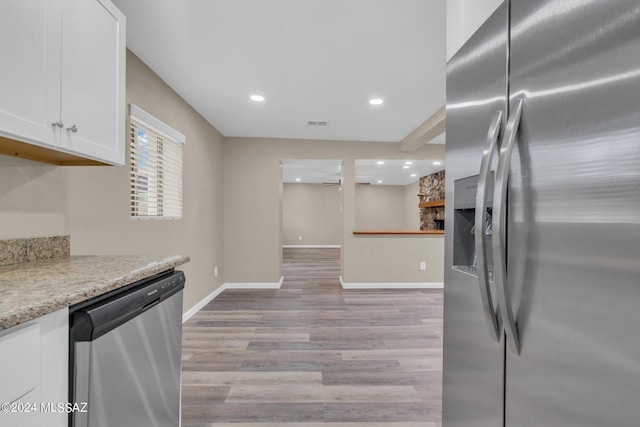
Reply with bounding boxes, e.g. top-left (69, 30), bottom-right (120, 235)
top-left (281, 159), bottom-right (342, 184)
top-left (112, 0), bottom-right (446, 142)
top-left (281, 159), bottom-right (445, 185)
top-left (355, 159), bottom-right (445, 186)
top-left (428, 132), bottom-right (446, 145)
